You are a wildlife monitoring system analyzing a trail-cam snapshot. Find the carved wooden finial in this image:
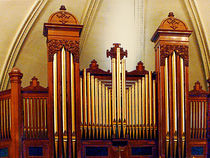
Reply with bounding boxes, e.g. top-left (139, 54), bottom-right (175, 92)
top-left (168, 12), bottom-right (174, 17)
top-left (89, 59), bottom-right (99, 69)
top-left (30, 76), bottom-right (40, 87)
top-left (106, 43), bottom-right (127, 60)
top-left (9, 67), bottom-right (23, 80)
top-left (60, 5), bottom-right (66, 10)
top-left (194, 81), bottom-right (202, 91)
top-left (136, 61), bottom-right (145, 71)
